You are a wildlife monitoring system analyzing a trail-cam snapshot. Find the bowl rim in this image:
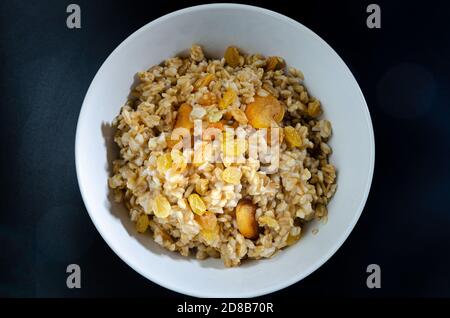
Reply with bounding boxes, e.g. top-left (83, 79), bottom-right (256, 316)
top-left (75, 3), bottom-right (375, 298)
